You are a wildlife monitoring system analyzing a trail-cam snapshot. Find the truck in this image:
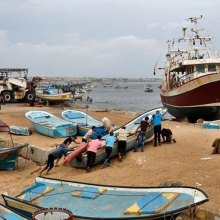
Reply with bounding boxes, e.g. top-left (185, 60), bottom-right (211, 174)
top-left (0, 68), bottom-right (36, 103)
